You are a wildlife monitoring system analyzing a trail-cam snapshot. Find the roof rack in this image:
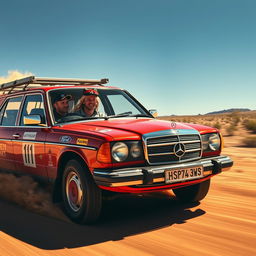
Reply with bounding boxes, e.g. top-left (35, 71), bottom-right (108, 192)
top-left (0, 76), bottom-right (109, 95)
